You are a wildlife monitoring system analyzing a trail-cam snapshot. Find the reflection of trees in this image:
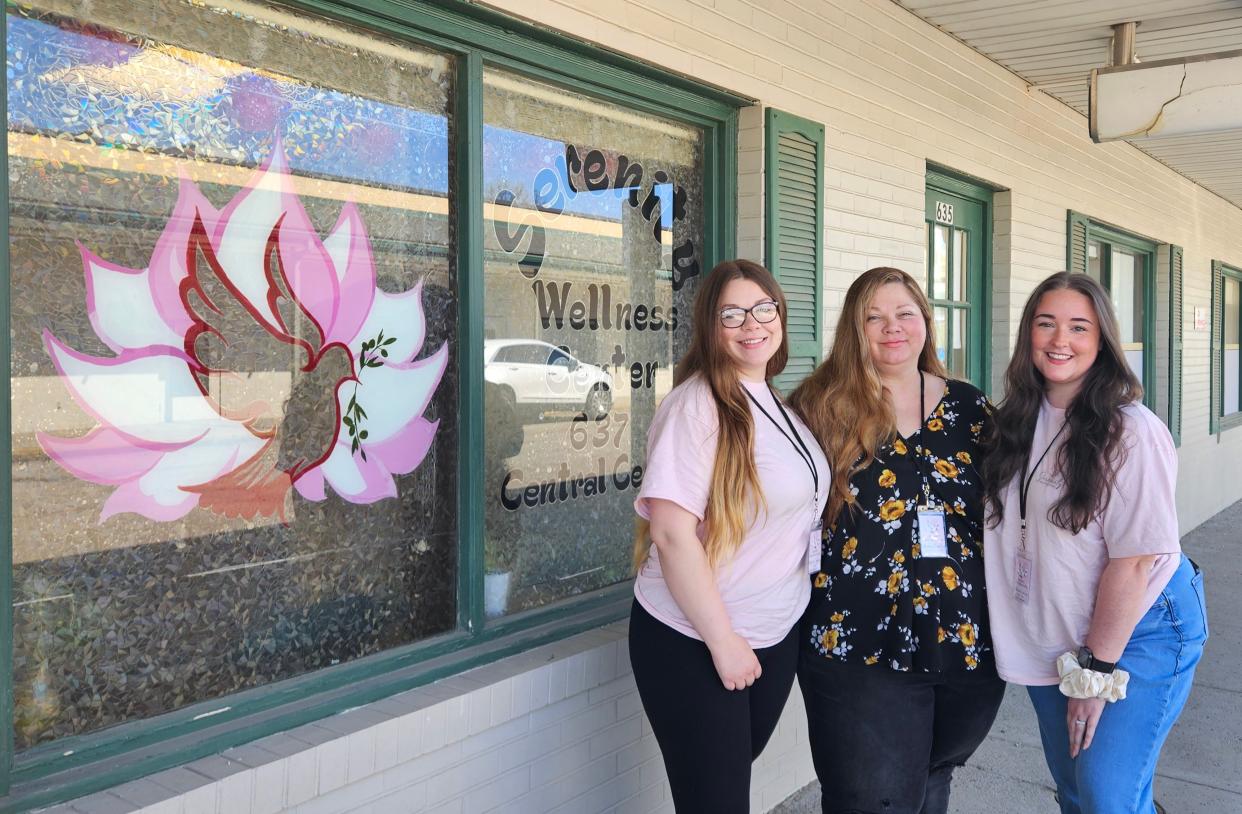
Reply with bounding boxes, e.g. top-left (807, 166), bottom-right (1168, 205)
top-left (484, 180), bottom-right (529, 207)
